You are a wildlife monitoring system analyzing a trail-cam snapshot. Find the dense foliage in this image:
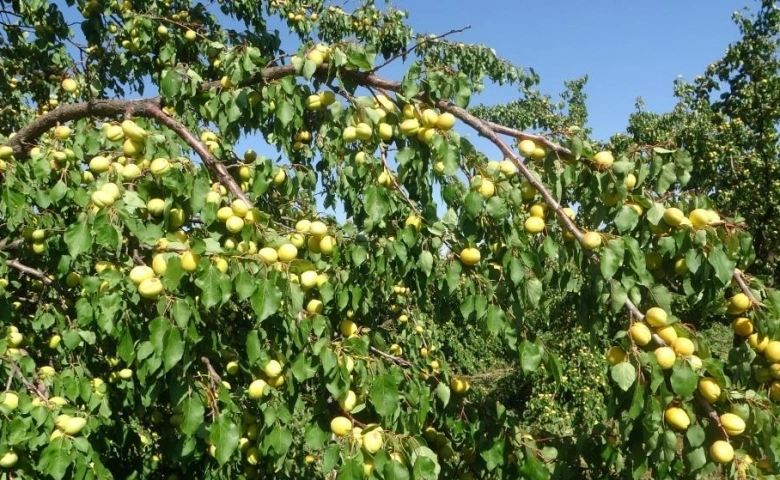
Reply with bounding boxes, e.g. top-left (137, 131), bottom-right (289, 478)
top-left (624, 0), bottom-right (780, 282)
top-left (1, 1), bottom-right (780, 479)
